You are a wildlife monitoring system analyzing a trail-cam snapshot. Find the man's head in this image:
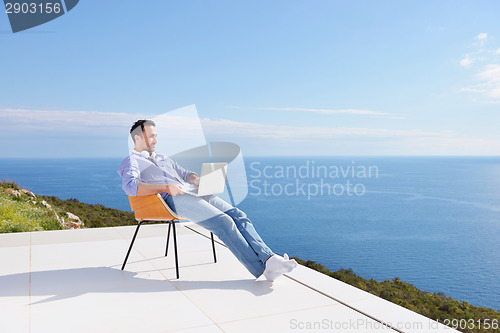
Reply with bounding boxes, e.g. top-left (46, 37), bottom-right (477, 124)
top-left (130, 119), bottom-right (157, 154)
